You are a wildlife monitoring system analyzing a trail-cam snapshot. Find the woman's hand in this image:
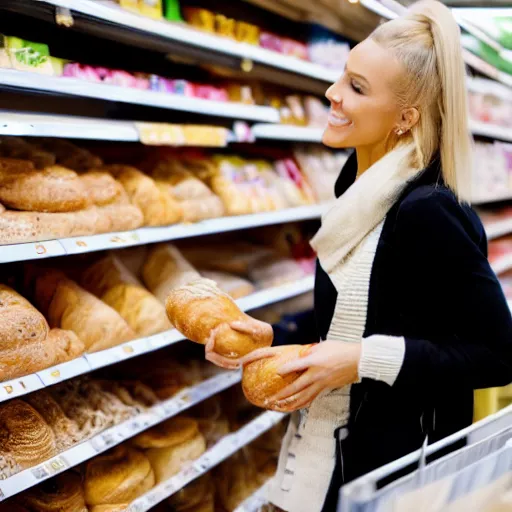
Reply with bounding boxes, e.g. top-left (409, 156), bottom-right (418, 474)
top-left (204, 319), bottom-right (274, 370)
top-left (266, 341), bottom-right (362, 412)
